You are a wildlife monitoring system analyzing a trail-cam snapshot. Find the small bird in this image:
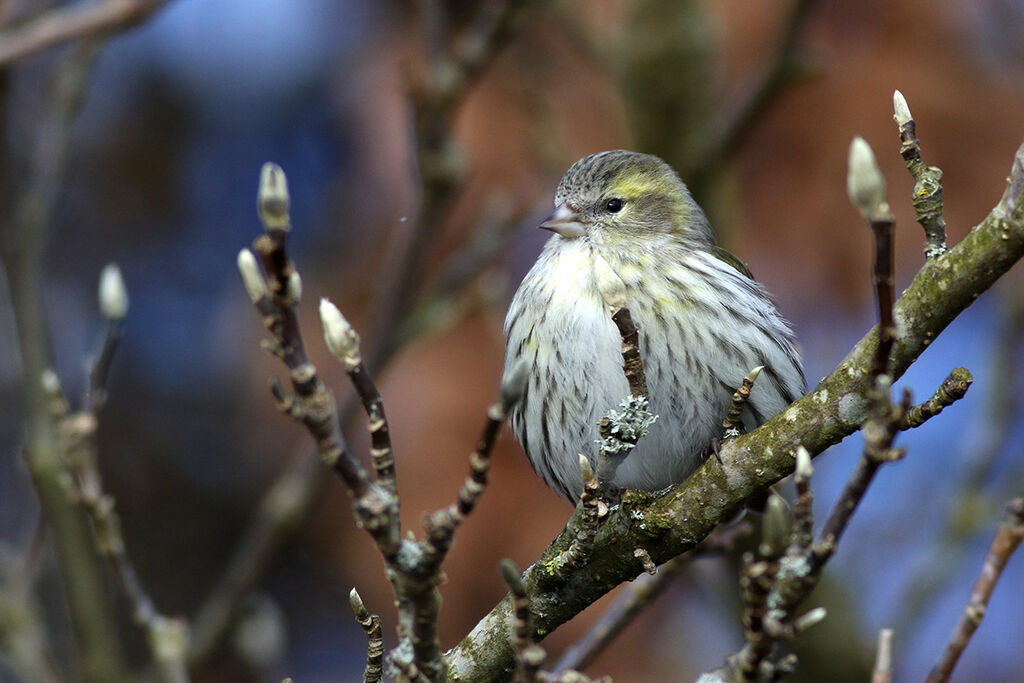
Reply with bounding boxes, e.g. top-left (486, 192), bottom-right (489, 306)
top-left (504, 150), bottom-right (805, 502)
